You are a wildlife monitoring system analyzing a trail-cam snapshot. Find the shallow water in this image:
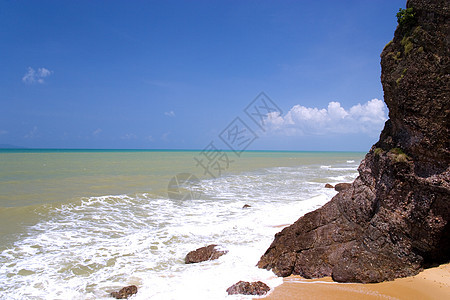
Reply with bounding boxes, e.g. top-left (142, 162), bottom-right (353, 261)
top-left (0, 150), bottom-right (364, 299)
